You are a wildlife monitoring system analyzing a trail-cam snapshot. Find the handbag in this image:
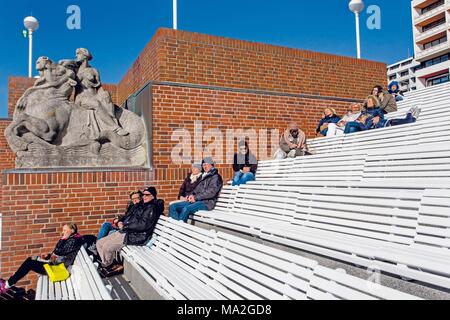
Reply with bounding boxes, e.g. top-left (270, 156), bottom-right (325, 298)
top-left (43, 263), bottom-right (71, 282)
